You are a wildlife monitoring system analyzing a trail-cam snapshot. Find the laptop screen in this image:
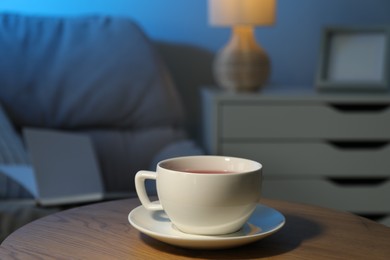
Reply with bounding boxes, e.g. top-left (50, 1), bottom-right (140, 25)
top-left (23, 128), bottom-right (104, 206)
